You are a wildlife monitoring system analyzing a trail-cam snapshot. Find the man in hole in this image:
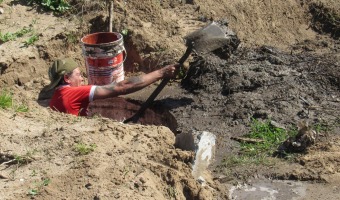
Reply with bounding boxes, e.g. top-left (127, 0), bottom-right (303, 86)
top-left (45, 58), bottom-right (178, 116)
